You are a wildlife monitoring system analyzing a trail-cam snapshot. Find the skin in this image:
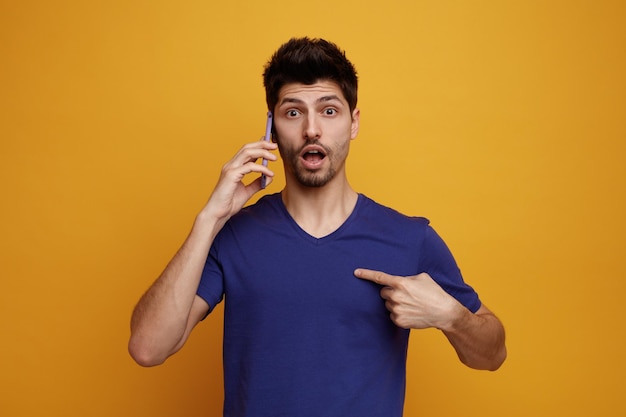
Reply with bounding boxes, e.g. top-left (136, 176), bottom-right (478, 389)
top-left (272, 81), bottom-right (360, 238)
top-left (128, 80), bottom-right (506, 371)
top-left (274, 83), bottom-right (357, 188)
top-left (353, 270), bottom-right (506, 370)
